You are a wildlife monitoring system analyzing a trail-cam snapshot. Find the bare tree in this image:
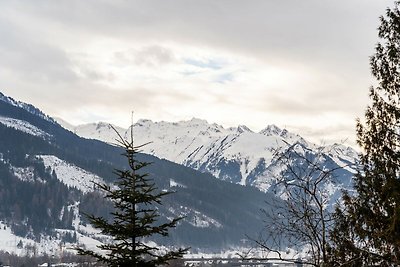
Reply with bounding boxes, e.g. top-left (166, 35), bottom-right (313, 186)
top-left (249, 142), bottom-right (353, 266)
